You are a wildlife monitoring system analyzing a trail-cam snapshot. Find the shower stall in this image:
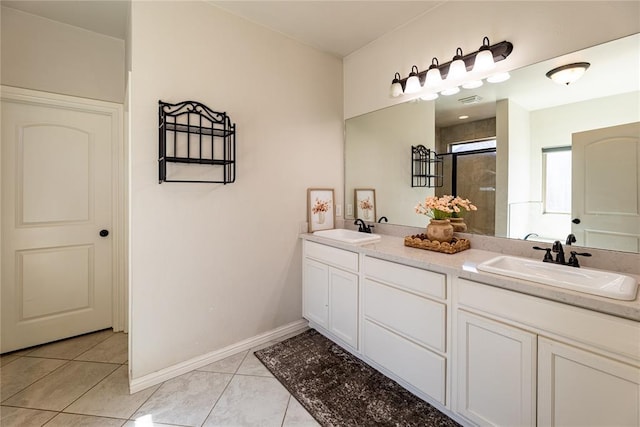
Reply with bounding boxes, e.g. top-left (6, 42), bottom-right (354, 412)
top-left (436, 148), bottom-right (496, 236)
